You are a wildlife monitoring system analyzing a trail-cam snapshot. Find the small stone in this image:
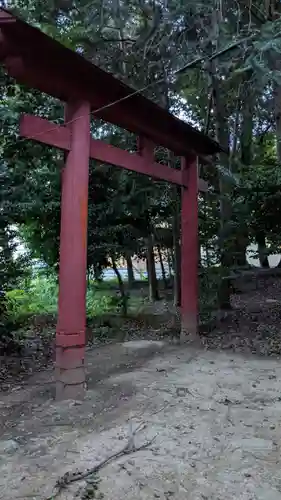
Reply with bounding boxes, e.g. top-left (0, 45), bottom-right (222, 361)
top-left (0, 439), bottom-right (19, 453)
top-left (222, 397), bottom-right (232, 405)
top-left (176, 388), bottom-right (187, 397)
top-left (73, 400), bottom-right (83, 406)
top-left (69, 400), bottom-right (83, 407)
top-left (154, 494), bottom-right (161, 498)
